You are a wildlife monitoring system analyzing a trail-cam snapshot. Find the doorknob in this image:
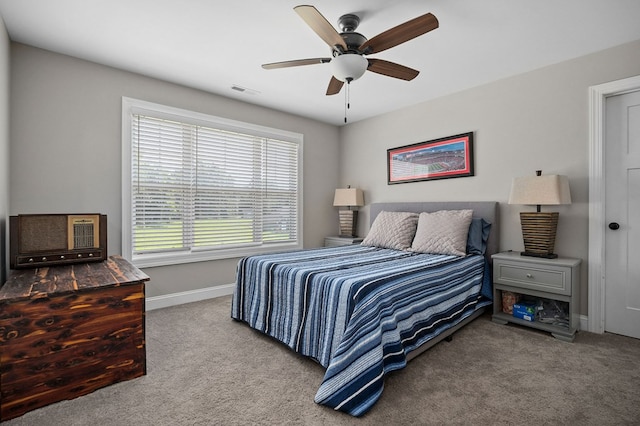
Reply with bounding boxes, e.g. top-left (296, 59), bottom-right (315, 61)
top-left (609, 222), bottom-right (620, 230)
